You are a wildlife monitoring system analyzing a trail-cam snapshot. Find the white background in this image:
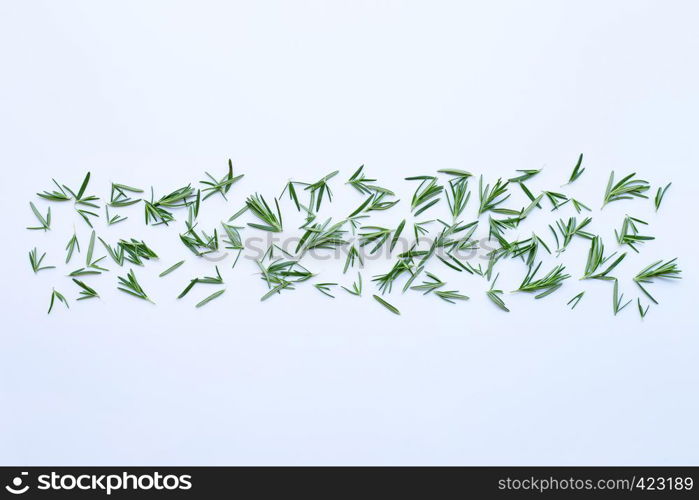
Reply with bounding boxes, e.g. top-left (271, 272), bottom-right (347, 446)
top-left (1, 0), bottom-right (698, 465)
